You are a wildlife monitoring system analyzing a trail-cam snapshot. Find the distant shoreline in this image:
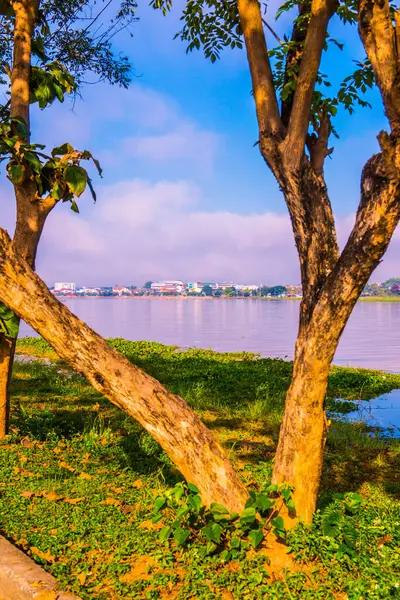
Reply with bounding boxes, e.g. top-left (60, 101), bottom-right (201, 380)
top-left (56, 295), bottom-right (400, 302)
